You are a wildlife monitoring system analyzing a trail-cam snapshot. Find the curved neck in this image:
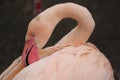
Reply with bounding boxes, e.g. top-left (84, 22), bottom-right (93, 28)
top-left (32, 3), bottom-right (95, 48)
